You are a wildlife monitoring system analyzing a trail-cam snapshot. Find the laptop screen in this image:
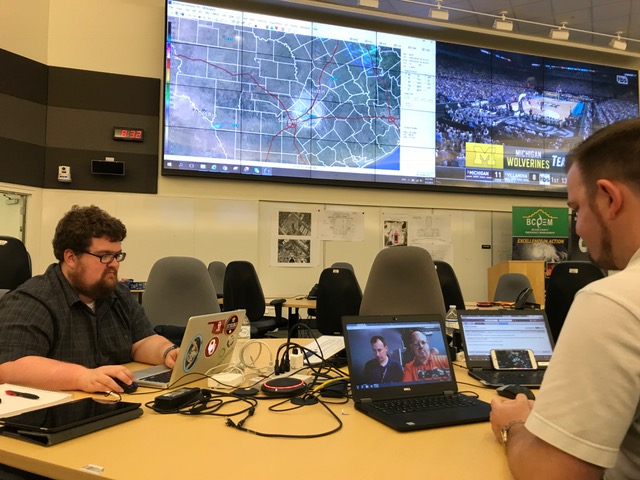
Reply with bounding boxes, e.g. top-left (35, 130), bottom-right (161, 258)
top-left (459, 311), bottom-right (554, 363)
top-left (343, 317), bottom-right (454, 394)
